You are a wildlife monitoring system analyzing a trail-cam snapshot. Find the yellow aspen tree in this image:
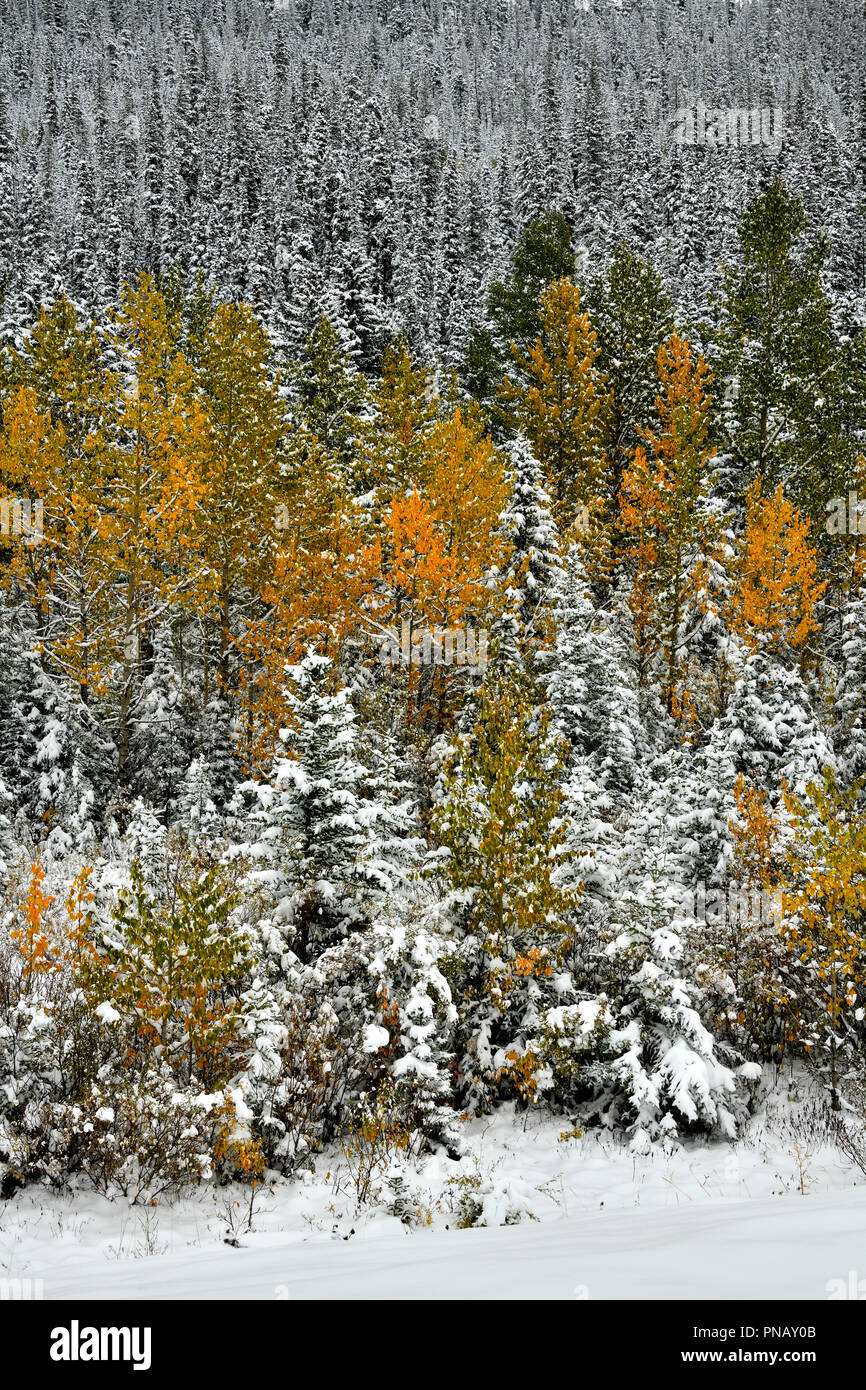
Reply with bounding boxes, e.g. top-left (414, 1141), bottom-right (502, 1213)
top-left (185, 302), bottom-right (285, 701)
top-left (240, 436), bottom-right (380, 770)
top-left (0, 388), bottom-right (67, 651)
top-left (432, 671), bottom-right (580, 1107)
top-left (381, 488), bottom-right (484, 728)
top-left (354, 340), bottom-right (443, 506)
top-left (0, 300), bottom-right (121, 703)
top-left (347, 350), bottom-right (509, 733)
top-left (0, 405), bottom-right (119, 706)
top-left (422, 403), bottom-right (510, 571)
top-left (730, 480), bottom-right (827, 665)
top-left (619, 331), bottom-right (719, 719)
top-left (10, 861), bottom-right (55, 984)
top-left (6, 297), bottom-right (116, 464)
top-left (373, 407), bottom-right (509, 732)
top-left (105, 274), bottom-right (208, 783)
top-left (499, 277), bottom-right (611, 530)
top-left (779, 771), bottom-right (866, 1110)
top-left (716, 775), bottom-right (793, 1053)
